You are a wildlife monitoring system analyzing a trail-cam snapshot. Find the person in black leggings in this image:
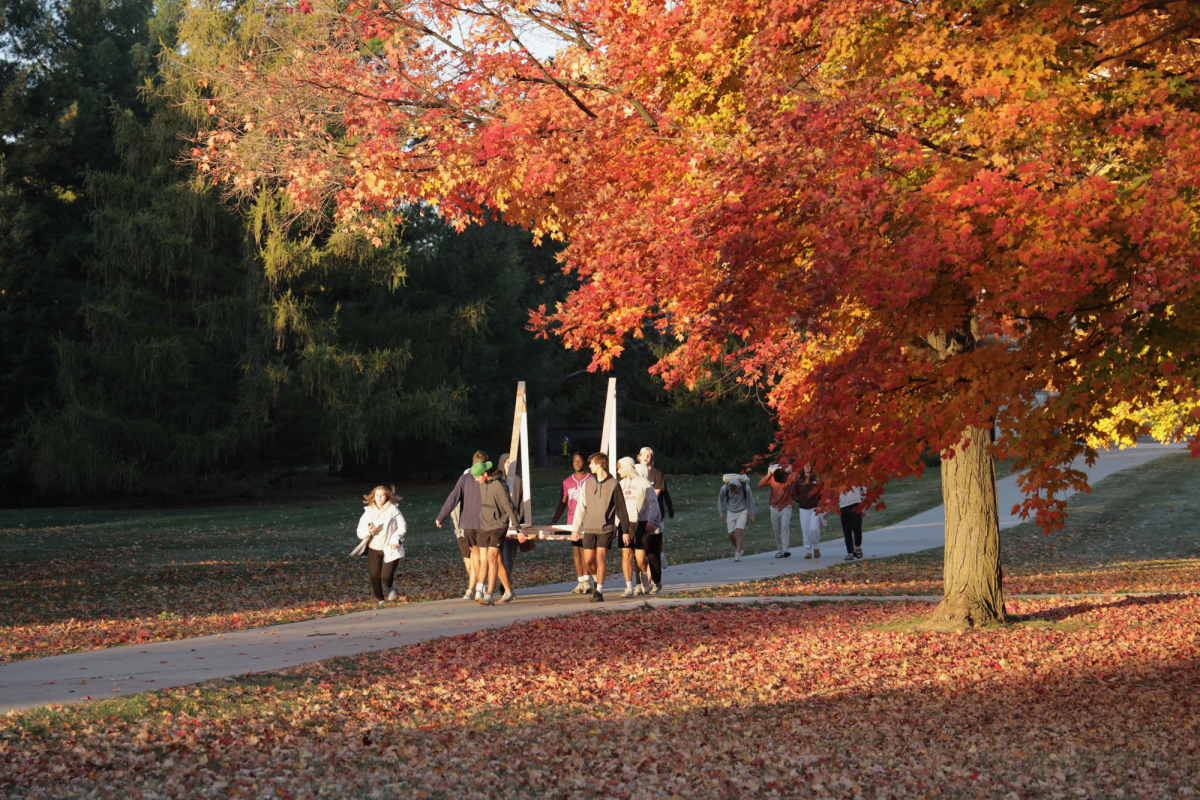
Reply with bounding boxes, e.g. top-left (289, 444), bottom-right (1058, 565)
top-left (838, 487), bottom-right (865, 561)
